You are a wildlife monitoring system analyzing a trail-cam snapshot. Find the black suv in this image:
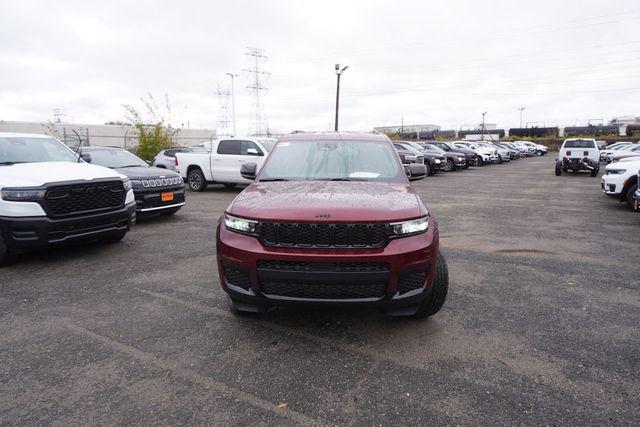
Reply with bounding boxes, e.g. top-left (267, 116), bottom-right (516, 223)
top-left (83, 147), bottom-right (186, 216)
